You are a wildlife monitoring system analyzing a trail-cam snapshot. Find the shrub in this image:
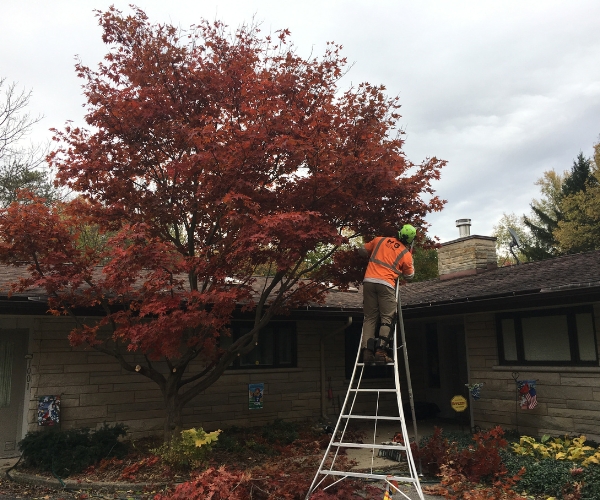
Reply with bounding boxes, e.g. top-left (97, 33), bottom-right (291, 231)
top-left (261, 418), bottom-right (298, 445)
top-left (581, 463), bottom-right (600, 500)
top-left (414, 426), bottom-right (493, 478)
top-left (18, 423), bottom-right (128, 477)
top-left (414, 426), bottom-right (450, 476)
top-left (213, 431), bottom-right (243, 453)
top-left (503, 451), bottom-right (566, 496)
top-left (444, 426), bottom-right (509, 484)
top-left (511, 434), bottom-right (600, 465)
top-left (152, 427), bottom-right (221, 470)
top-left (422, 426), bottom-right (530, 499)
top-left (502, 438), bottom-right (600, 499)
